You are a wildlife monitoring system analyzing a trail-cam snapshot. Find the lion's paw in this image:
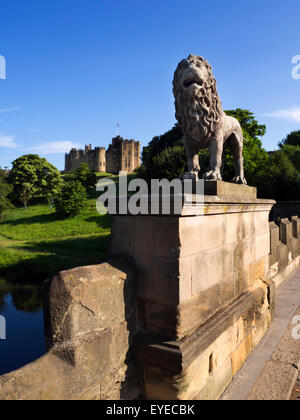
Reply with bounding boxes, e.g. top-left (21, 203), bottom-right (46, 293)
top-left (181, 171), bottom-right (199, 181)
top-left (202, 171), bottom-right (222, 181)
top-left (232, 176), bottom-right (247, 185)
